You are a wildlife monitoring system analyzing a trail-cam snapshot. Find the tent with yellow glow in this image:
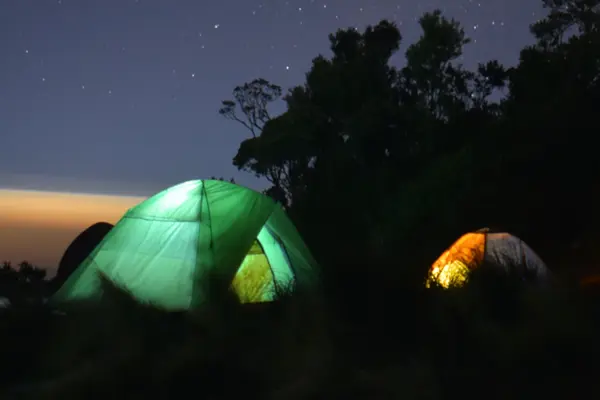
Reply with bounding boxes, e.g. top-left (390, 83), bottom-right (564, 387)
top-left (51, 180), bottom-right (319, 310)
top-left (426, 229), bottom-right (550, 288)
